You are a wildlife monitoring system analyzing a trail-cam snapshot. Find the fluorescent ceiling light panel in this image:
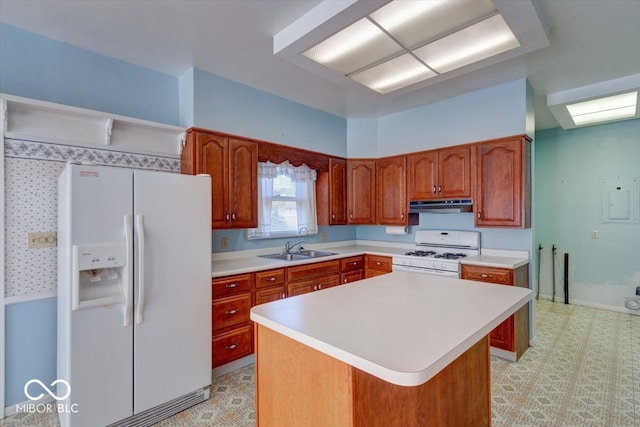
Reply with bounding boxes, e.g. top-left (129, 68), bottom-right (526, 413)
top-left (302, 18), bottom-right (403, 75)
top-left (413, 14), bottom-right (520, 73)
top-left (567, 92), bottom-right (638, 126)
top-left (371, 0), bottom-right (497, 48)
top-left (351, 54), bottom-right (436, 94)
